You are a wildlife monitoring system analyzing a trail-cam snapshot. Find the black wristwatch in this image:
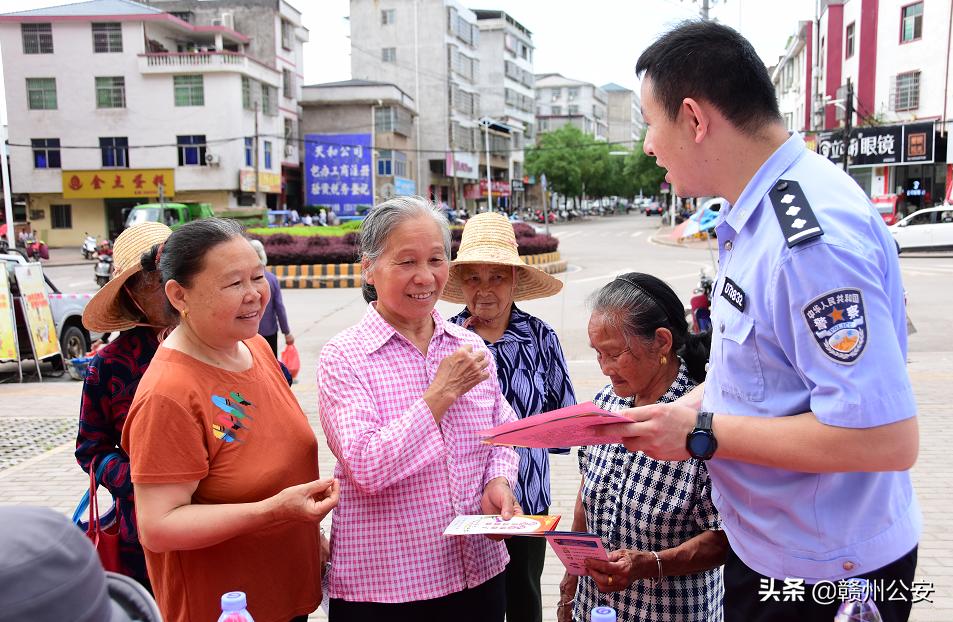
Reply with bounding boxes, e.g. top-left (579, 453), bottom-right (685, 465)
top-left (686, 411), bottom-right (717, 460)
